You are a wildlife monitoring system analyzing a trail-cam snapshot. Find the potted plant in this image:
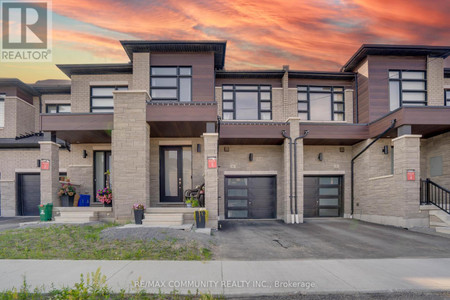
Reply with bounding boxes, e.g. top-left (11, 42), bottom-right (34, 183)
top-left (57, 179), bottom-right (76, 207)
top-left (185, 196), bottom-right (193, 208)
top-left (133, 203), bottom-right (145, 224)
top-left (194, 209), bottom-right (208, 228)
top-left (96, 187), bottom-right (112, 207)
